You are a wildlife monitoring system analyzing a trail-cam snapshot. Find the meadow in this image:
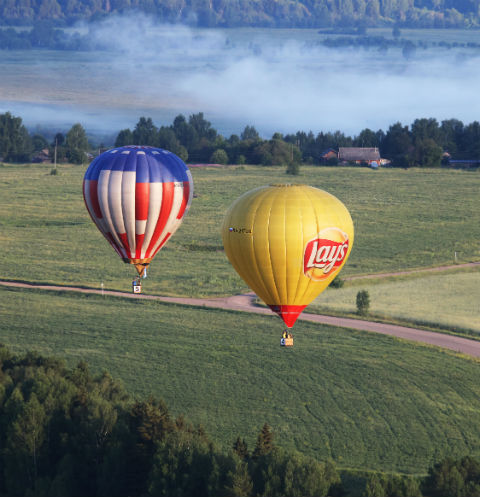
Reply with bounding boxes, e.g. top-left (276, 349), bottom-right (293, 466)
top-left (1, 284), bottom-right (480, 476)
top-left (1, 162), bottom-right (479, 476)
top-left (2, 26), bottom-right (480, 138)
top-left (0, 163), bottom-right (479, 300)
top-left (313, 267), bottom-right (480, 335)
